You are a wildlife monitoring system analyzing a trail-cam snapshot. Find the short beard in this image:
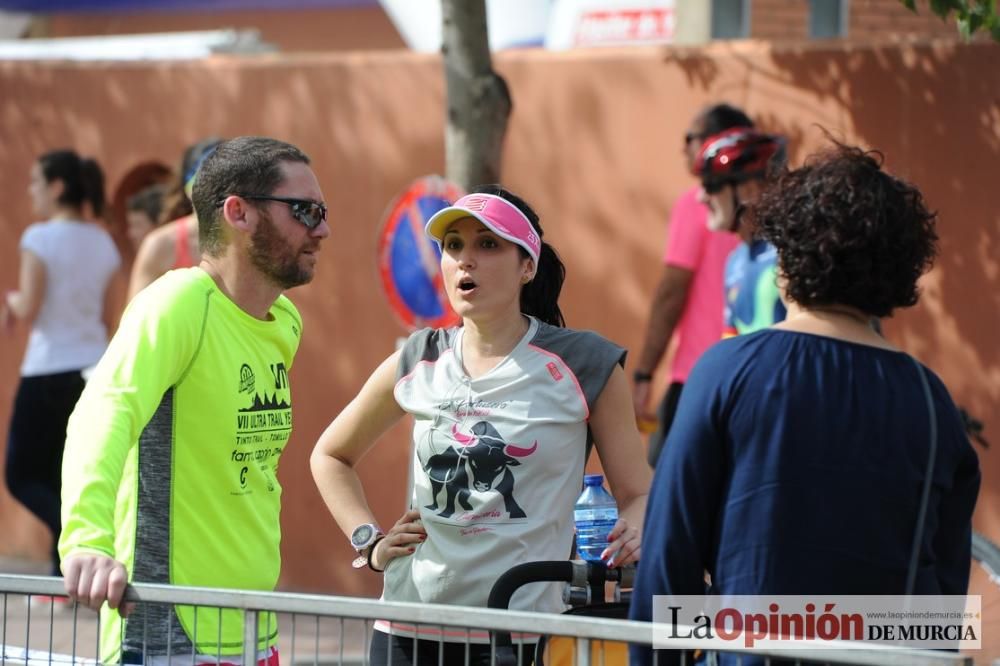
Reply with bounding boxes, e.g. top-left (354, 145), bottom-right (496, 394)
top-left (248, 209), bottom-right (312, 289)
